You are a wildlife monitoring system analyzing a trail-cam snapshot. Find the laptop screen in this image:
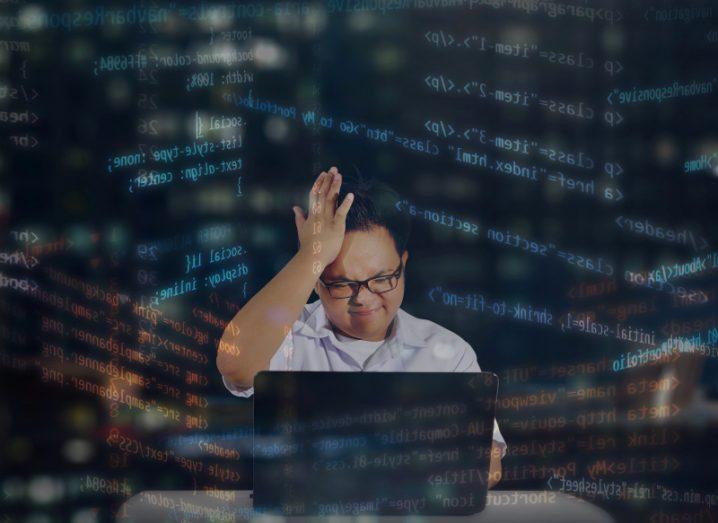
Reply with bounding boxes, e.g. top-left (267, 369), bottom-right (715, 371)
top-left (253, 371), bottom-right (498, 516)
